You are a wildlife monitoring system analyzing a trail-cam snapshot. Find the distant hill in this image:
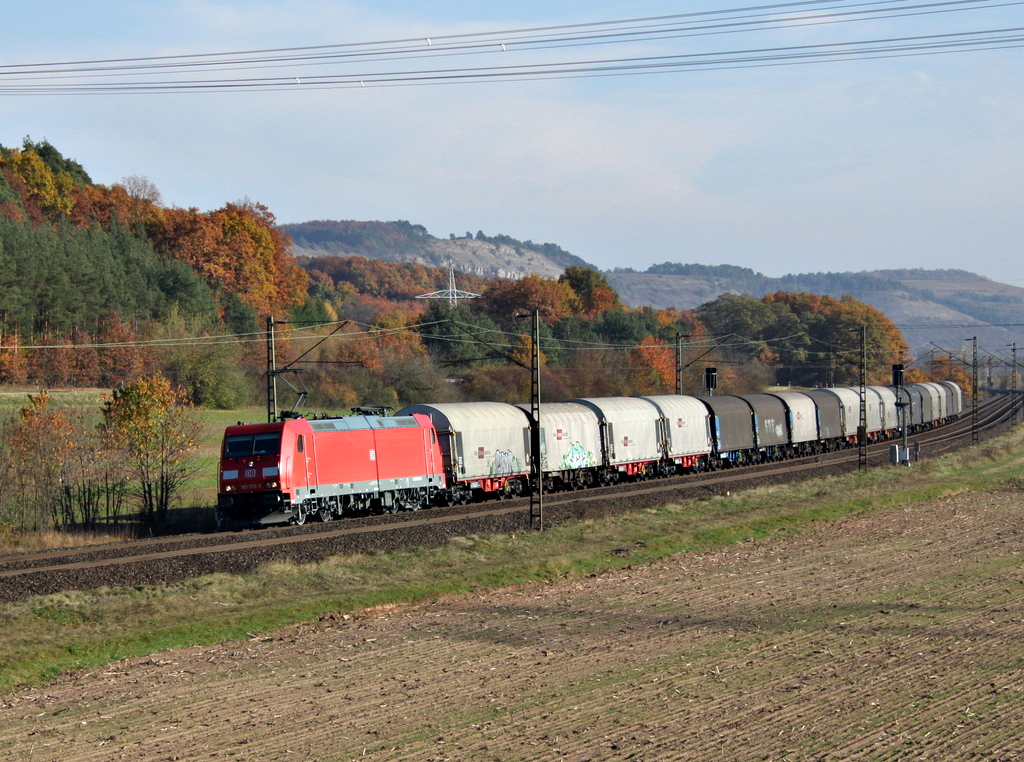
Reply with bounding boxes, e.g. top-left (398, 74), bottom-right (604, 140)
top-left (607, 264), bottom-right (1024, 357)
top-left (281, 220), bottom-right (592, 280)
top-left (280, 219), bottom-right (1023, 359)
